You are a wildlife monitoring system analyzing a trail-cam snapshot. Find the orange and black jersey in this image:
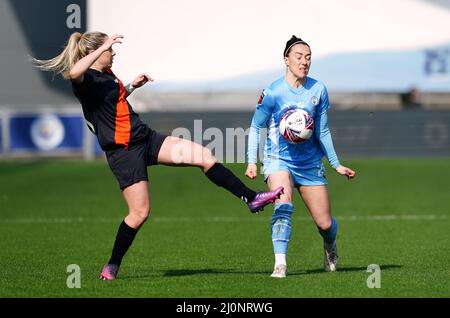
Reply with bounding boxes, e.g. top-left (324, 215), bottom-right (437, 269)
top-left (72, 68), bottom-right (150, 151)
